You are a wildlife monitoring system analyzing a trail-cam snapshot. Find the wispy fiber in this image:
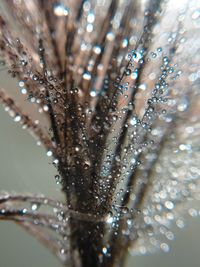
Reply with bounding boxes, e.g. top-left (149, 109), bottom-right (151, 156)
top-left (0, 0), bottom-right (200, 267)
